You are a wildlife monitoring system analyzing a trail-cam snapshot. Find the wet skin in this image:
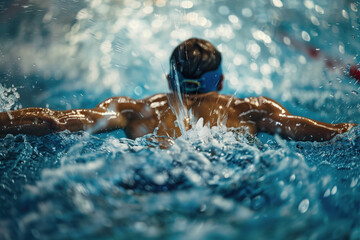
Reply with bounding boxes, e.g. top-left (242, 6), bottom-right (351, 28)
top-left (0, 92), bottom-right (357, 141)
